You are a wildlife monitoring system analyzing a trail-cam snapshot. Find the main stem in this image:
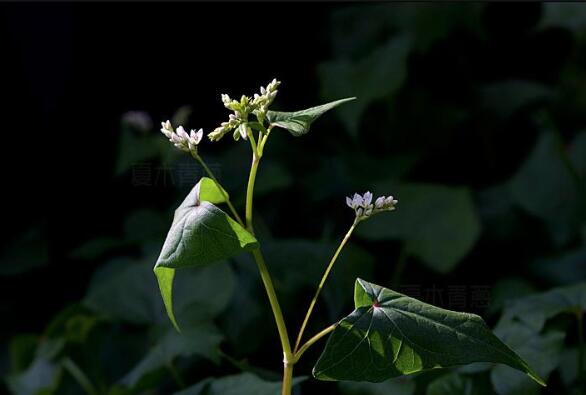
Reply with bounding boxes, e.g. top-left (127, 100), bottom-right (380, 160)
top-left (294, 219), bottom-right (358, 352)
top-left (245, 153), bottom-right (294, 395)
